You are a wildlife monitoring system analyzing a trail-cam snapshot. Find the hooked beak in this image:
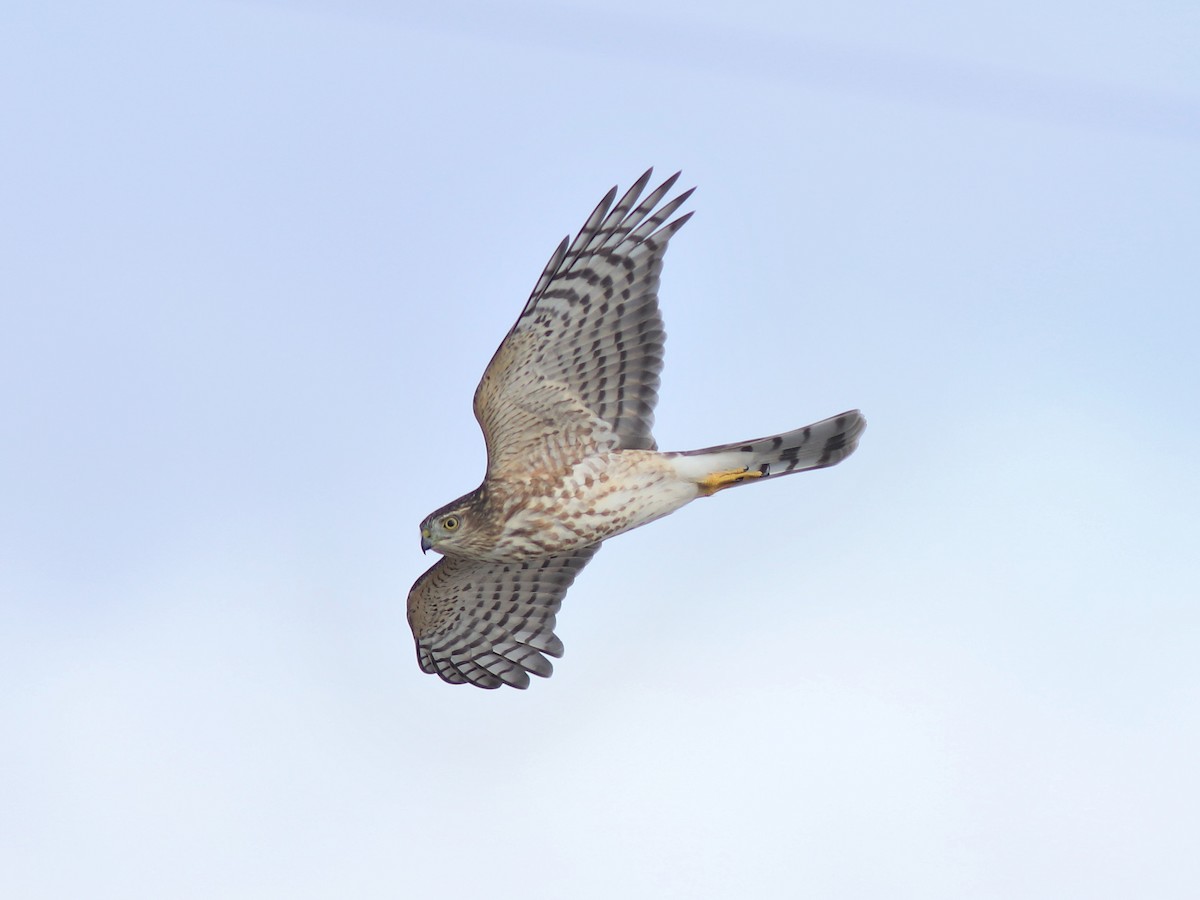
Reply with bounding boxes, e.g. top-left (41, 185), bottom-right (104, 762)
top-left (420, 530), bottom-right (432, 554)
